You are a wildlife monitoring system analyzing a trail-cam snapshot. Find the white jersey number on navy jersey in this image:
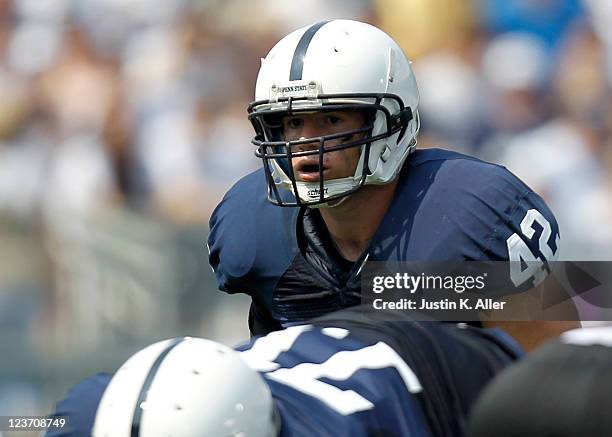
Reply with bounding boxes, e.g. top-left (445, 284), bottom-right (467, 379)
top-left (507, 208), bottom-right (560, 287)
top-left (240, 325), bottom-right (422, 415)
